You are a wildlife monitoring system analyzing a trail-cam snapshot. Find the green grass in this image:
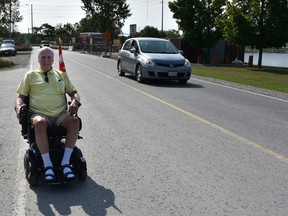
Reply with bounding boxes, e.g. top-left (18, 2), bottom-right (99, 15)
top-left (192, 65), bottom-right (288, 93)
top-left (0, 58), bottom-right (14, 69)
